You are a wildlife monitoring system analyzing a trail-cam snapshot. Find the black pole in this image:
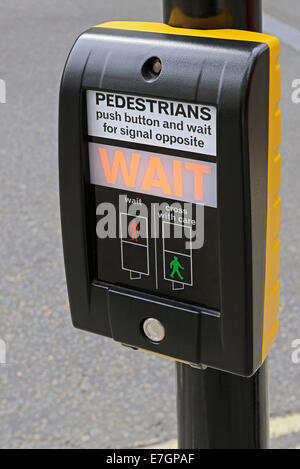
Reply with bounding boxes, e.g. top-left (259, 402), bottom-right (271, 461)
top-left (163, 0), bottom-right (262, 32)
top-left (162, 0), bottom-right (269, 450)
top-left (176, 362), bottom-right (269, 449)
